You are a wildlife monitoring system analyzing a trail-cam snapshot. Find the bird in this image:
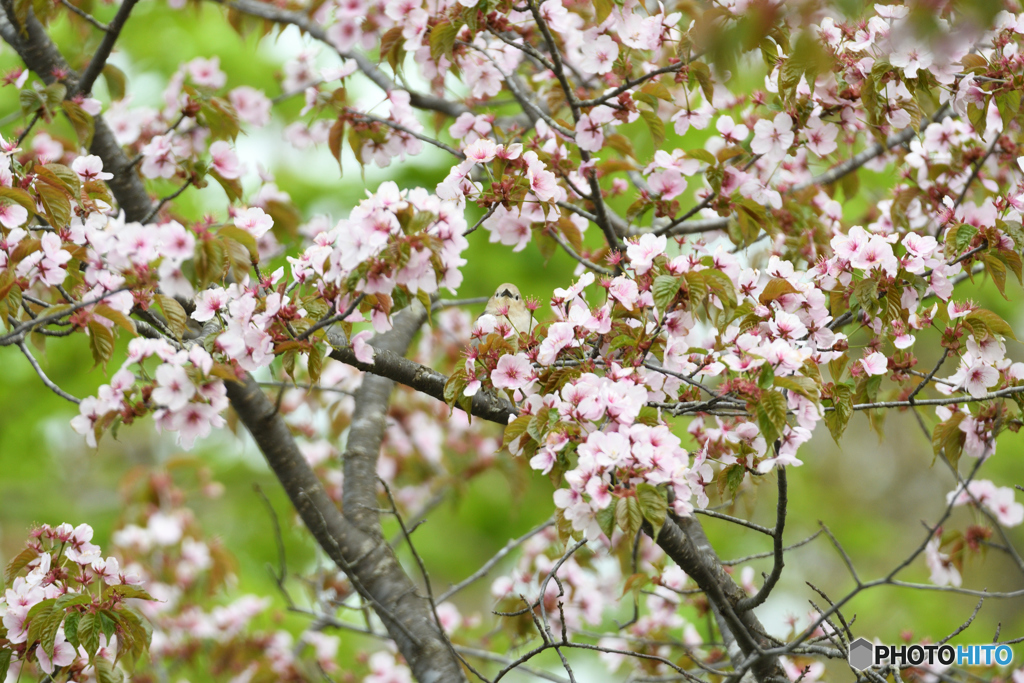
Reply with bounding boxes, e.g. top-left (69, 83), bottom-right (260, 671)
top-left (481, 283), bottom-right (534, 334)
